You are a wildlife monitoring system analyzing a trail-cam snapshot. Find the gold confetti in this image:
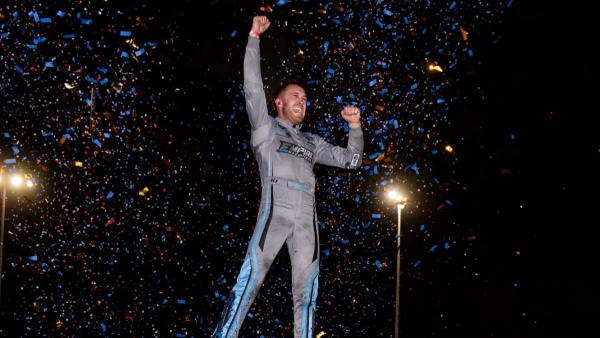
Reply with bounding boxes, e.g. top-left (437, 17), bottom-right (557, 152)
top-left (125, 38), bottom-right (139, 49)
top-left (74, 161), bottom-right (83, 167)
top-left (139, 186), bottom-right (150, 196)
top-left (460, 27), bottom-right (469, 41)
top-left (316, 331), bottom-right (326, 338)
top-left (428, 64), bottom-right (443, 73)
top-left (445, 145), bottom-right (454, 153)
